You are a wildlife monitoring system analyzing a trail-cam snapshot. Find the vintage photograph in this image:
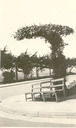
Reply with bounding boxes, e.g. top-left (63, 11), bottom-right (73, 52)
top-left (0, 0), bottom-right (76, 127)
